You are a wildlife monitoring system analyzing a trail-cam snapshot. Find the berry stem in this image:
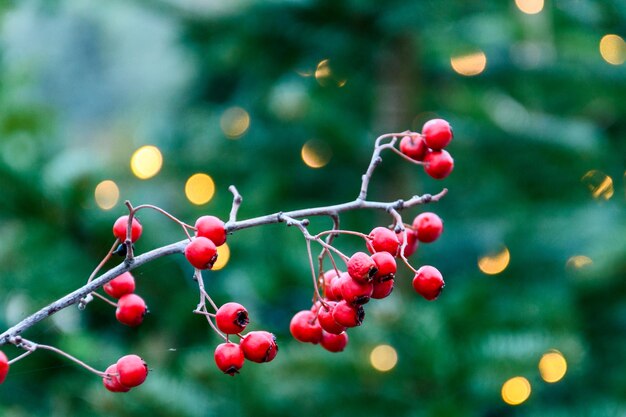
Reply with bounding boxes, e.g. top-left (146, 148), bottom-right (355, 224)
top-left (315, 229), bottom-right (370, 242)
top-left (86, 239), bottom-right (119, 284)
top-left (10, 337), bottom-right (107, 377)
top-left (317, 214), bottom-right (340, 279)
top-left (192, 269), bottom-right (227, 341)
top-left (133, 204), bottom-right (195, 240)
top-left (124, 201), bottom-right (137, 261)
top-left (278, 214), bottom-right (327, 302)
top-left (7, 349), bottom-right (34, 365)
top-left (92, 292), bottom-right (118, 308)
